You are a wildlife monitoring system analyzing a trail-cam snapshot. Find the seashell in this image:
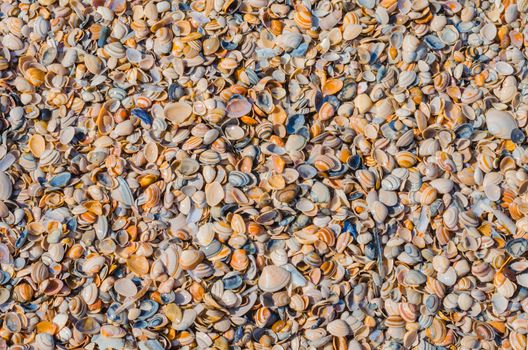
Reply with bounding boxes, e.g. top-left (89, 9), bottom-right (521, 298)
top-left (0, 172), bottom-right (13, 200)
top-left (49, 172), bottom-right (71, 187)
top-left (382, 174), bottom-right (401, 191)
top-left (323, 79), bottom-right (343, 96)
top-left (165, 102), bottom-right (193, 124)
top-left (485, 109), bottom-right (517, 139)
top-left (481, 23), bottom-right (497, 41)
top-left (354, 94), bottom-right (373, 113)
top-left (104, 42), bottom-right (126, 58)
top-left (35, 333), bottom-right (55, 350)
top-left (75, 317), bottom-right (101, 334)
top-left (177, 158), bottom-right (200, 176)
top-left (270, 248), bottom-right (289, 266)
top-left (226, 95), bottom-right (252, 118)
top-left (0, 0), bottom-right (522, 346)
top-left (101, 325), bottom-right (126, 338)
top-left (395, 151), bottom-right (417, 168)
top-left (114, 278), bottom-right (138, 297)
top-left (127, 255), bottom-right (149, 275)
top-left (404, 270), bottom-right (426, 286)
top-left (205, 181), bottom-right (224, 207)
top-left (29, 134), bottom-right (46, 158)
top-left (439, 25), bottom-right (459, 45)
top-left (179, 249), bottom-right (204, 270)
top-left (277, 31), bottom-right (303, 50)
top-left (343, 24), bottom-right (362, 41)
top-left (84, 54), bottom-right (102, 74)
top-left (83, 255), bottom-right (106, 275)
top-left (507, 238), bottom-right (528, 257)
top-left (429, 178), bottom-right (453, 194)
top-left (398, 70), bottom-right (416, 88)
top-left (356, 169), bottom-right (376, 188)
top-left (371, 201), bottom-right (388, 223)
top-left (327, 319), bottom-right (351, 337)
top-left (258, 265), bottom-right (291, 292)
